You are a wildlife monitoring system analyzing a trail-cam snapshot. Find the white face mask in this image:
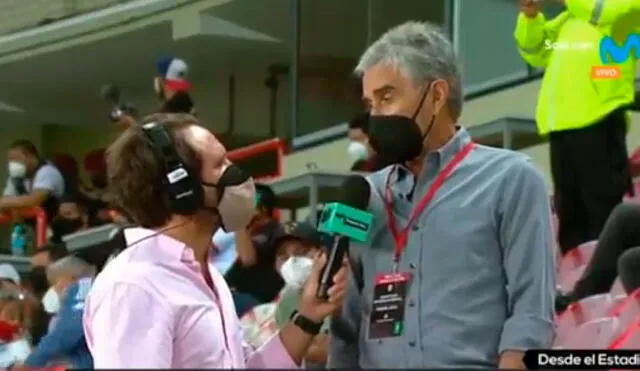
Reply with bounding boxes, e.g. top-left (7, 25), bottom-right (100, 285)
top-left (348, 141), bottom-right (369, 161)
top-left (7, 337), bottom-right (30, 361)
top-left (7, 161), bottom-right (26, 178)
top-left (41, 287), bottom-right (61, 314)
top-left (279, 256), bottom-right (314, 289)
